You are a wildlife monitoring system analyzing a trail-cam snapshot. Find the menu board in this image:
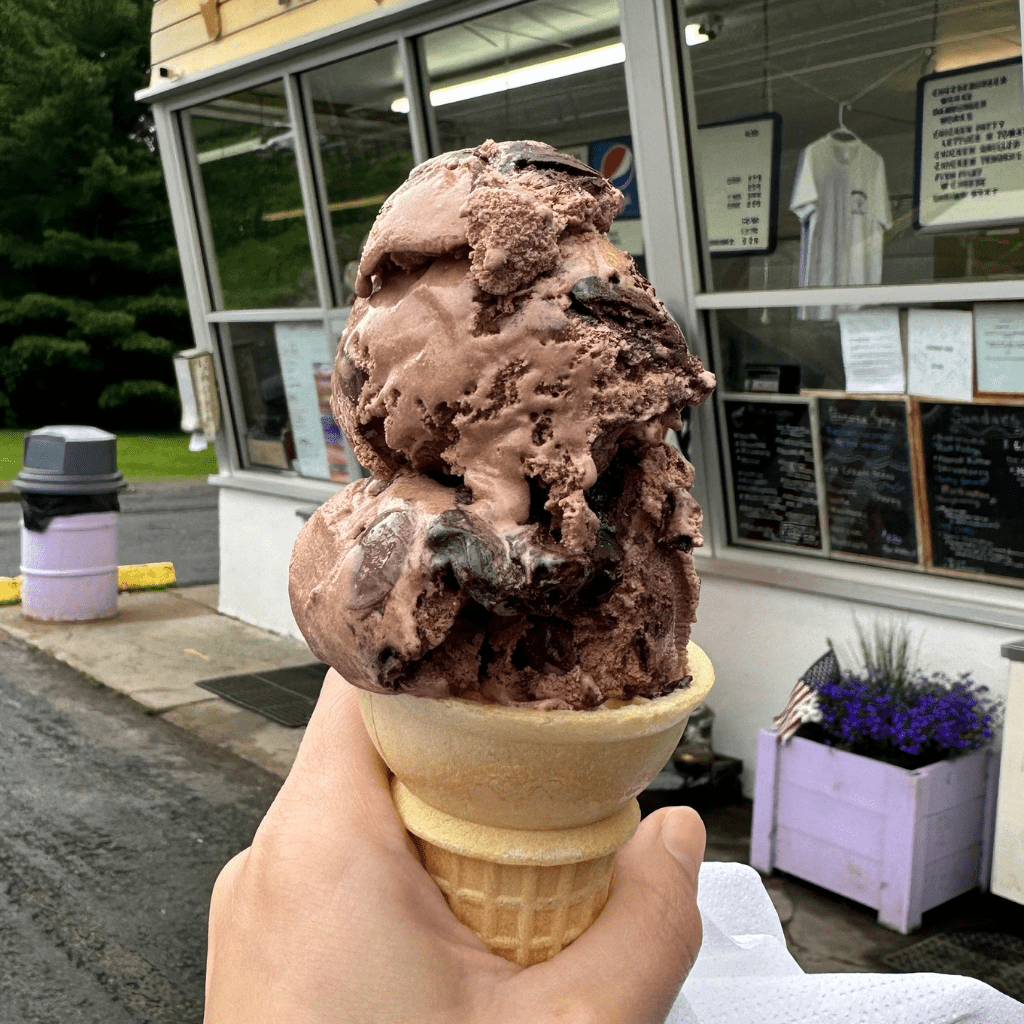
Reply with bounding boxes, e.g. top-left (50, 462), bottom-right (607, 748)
top-left (725, 399), bottom-right (821, 549)
top-left (915, 57), bottom-right (1024, 232)
top-left (920, 402), bottom-right (1024, 581)
top-left (275, 323), bottom-right (345, 481)
top-left (697, 113), bottom-right (781, 256)
top-left (819, 398), bottom-right (919, 564)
